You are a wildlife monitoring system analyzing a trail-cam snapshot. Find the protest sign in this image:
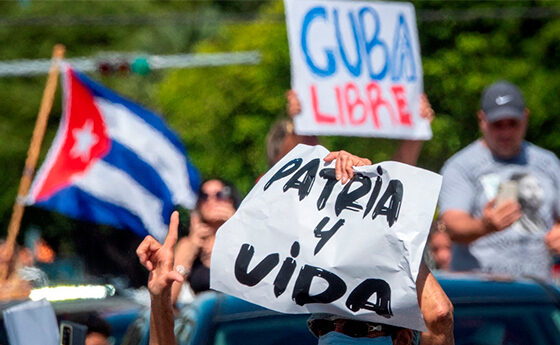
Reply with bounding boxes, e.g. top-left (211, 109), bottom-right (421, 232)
top-left (284, 0), bottom-right (429, 139)
top-left (211, 145), bottom-right (441, 331)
